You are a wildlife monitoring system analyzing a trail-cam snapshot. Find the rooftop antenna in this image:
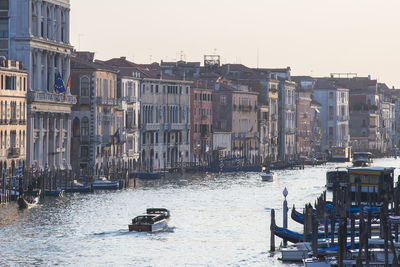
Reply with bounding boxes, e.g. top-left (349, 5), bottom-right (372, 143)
top-left (257, 48), bottom-right (259, 69)
top-left (180, 50), bottom-right (184, 61)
